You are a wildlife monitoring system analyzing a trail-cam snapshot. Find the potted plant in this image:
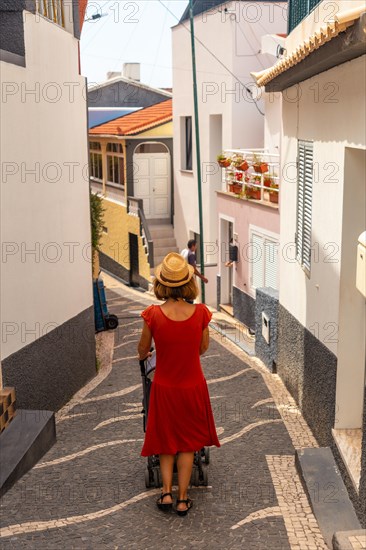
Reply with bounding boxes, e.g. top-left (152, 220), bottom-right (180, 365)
top-left (252, 153), bottom-right (269, 174)
top-left (269, 183), bottom-right (279, 203)
top-left (233, 155), bottom-right (249, 172)
top-left (232, 181), bottom-right (243, 194)
top-left (245, 183), bottom-right (261, 200)
top-left (235, 172), bottom-right (243, 182)
top-left (217, 153), bottom-right (231, 168)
